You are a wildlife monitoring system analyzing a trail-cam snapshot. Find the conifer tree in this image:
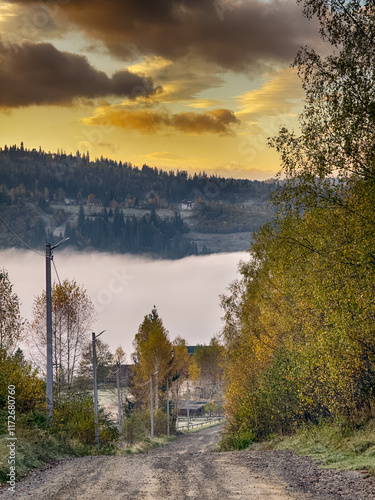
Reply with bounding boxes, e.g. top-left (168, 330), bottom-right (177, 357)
top-left (132, 307), bottom-right (172, 409)
top-left (0, 268), bottom-right (23, 354)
